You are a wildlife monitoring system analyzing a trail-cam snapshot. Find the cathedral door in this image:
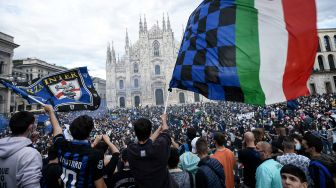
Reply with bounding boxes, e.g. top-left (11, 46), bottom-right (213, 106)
top-left (155, 89), bottom-right (164, 106)
top-left (134, 96), bottom-right (140, 107)
top-left (120, 97), bottom-right (125, 108)
top-left (179, 93), bottom-right (185, 103)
